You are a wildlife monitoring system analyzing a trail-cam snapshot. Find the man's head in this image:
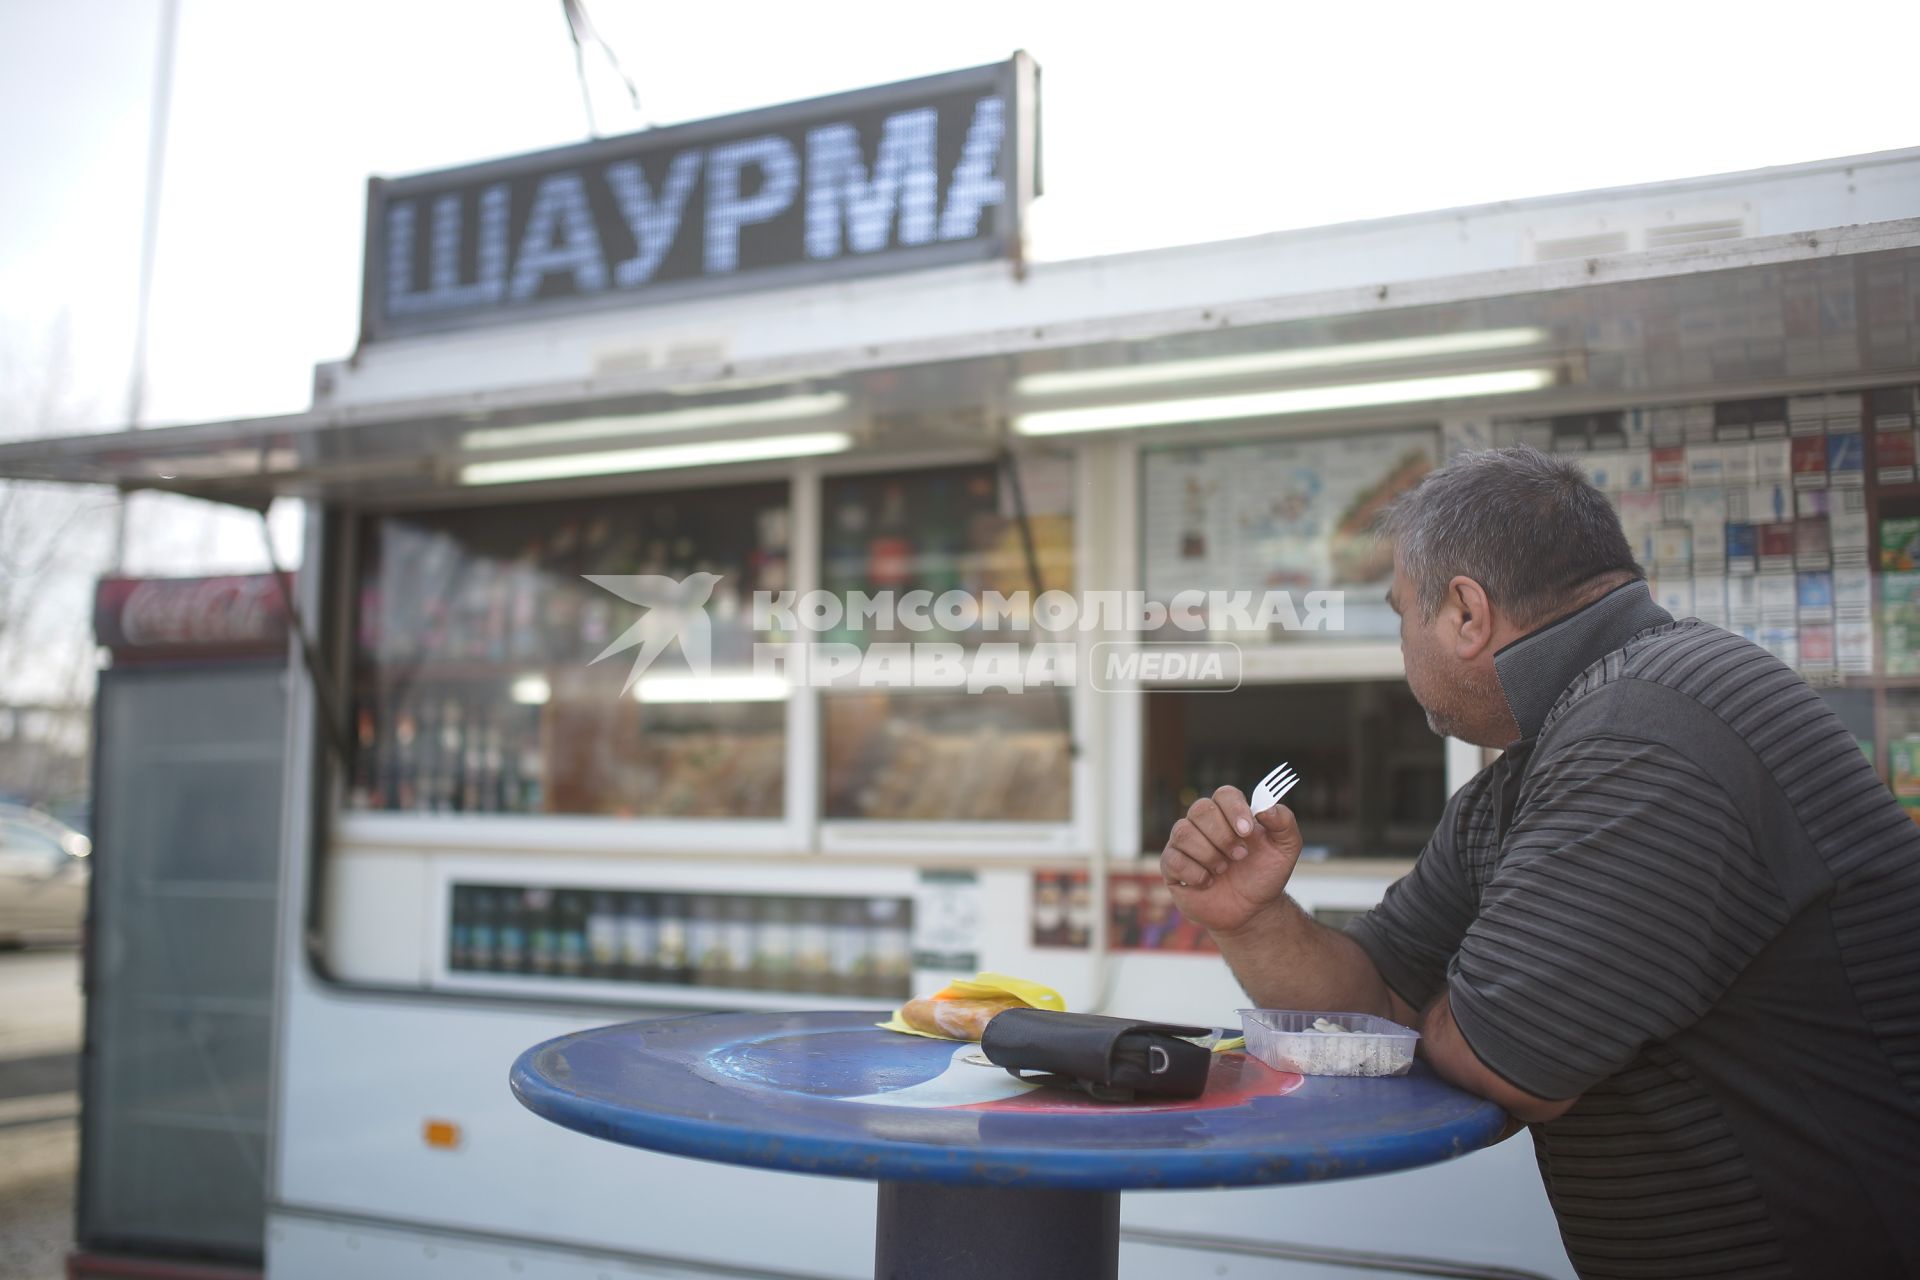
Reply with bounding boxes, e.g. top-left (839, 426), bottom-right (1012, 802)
top-left (1378, 447), bottom-right (1644, 747)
